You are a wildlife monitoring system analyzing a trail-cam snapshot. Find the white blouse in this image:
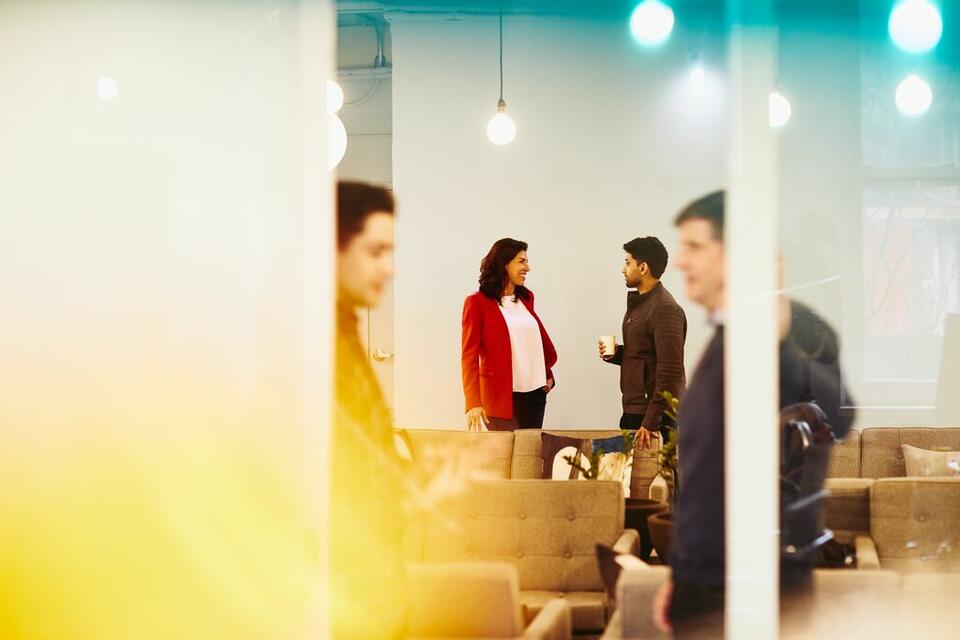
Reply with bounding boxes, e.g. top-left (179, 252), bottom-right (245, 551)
top-left (499, 297), bottom-right (547, 392)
